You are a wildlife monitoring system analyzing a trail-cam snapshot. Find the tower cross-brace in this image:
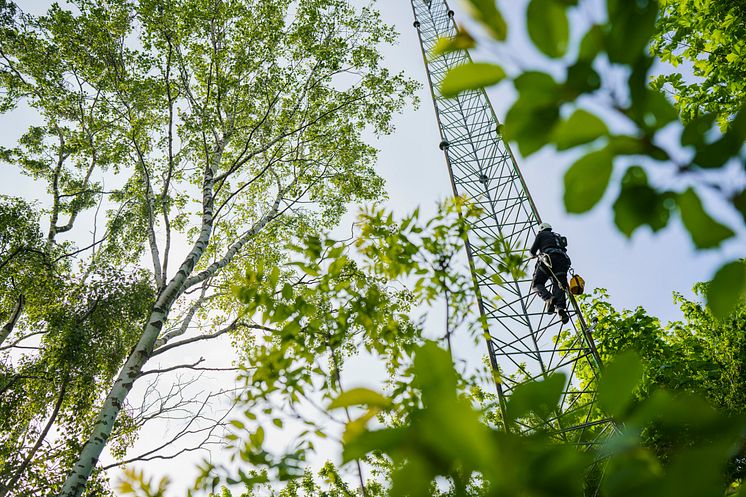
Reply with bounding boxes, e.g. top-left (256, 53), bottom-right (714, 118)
top-left (411, 0), bottom-right (612, 445)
